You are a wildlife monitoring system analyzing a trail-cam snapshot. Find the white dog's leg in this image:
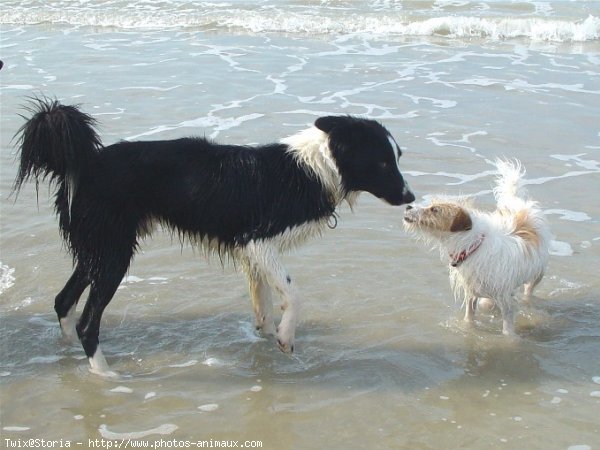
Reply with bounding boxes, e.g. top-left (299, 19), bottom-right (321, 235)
top-left (245, 268), bottom-right (276, 336)
top-left (497, 295), bottom-right (517, 337)
top-left (502, 314), bottom-right (516, 337)
top-left (244, 242), bottom-right (300, 353)
top-left (464, 297), bottom-right (477, 323)
top-left (524, 271), bottom-right (545, 298)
